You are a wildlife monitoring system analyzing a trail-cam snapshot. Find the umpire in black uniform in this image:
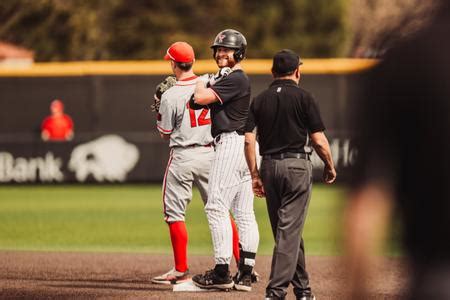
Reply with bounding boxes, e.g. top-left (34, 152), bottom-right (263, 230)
top-left (244, 49), bottom-right (336, 300)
